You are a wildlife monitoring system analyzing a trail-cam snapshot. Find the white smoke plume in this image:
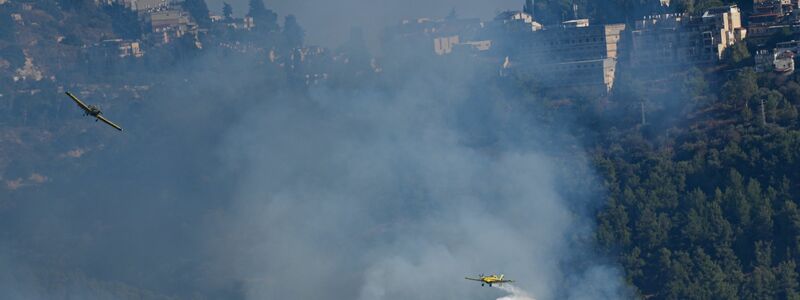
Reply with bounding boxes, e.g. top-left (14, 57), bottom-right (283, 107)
top-left (203, 53), bottom-right (632, 299)
top-left (496, 284), bottom-right (537, 300)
